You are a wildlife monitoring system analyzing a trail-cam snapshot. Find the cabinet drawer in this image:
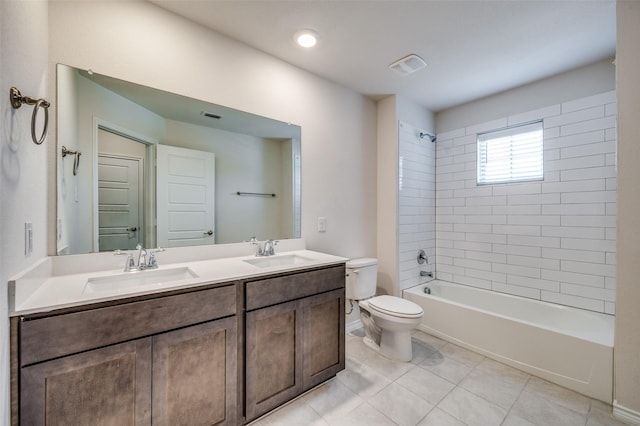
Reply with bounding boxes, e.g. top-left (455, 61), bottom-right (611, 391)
top-left (246, 265), bottom-right (345, 311)
top-left (20, 284), bottom-right (236, 366)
